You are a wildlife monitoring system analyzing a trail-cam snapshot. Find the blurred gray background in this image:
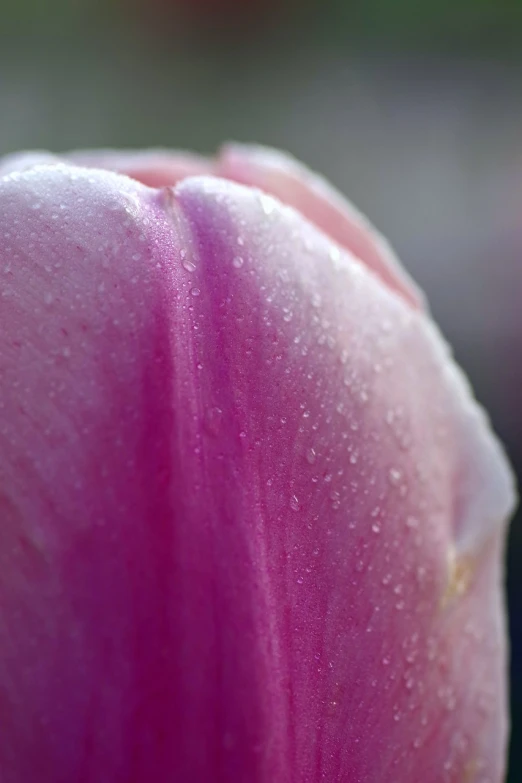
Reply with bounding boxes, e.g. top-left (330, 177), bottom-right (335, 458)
top-left (1, 0), bottom-right (521, 778)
